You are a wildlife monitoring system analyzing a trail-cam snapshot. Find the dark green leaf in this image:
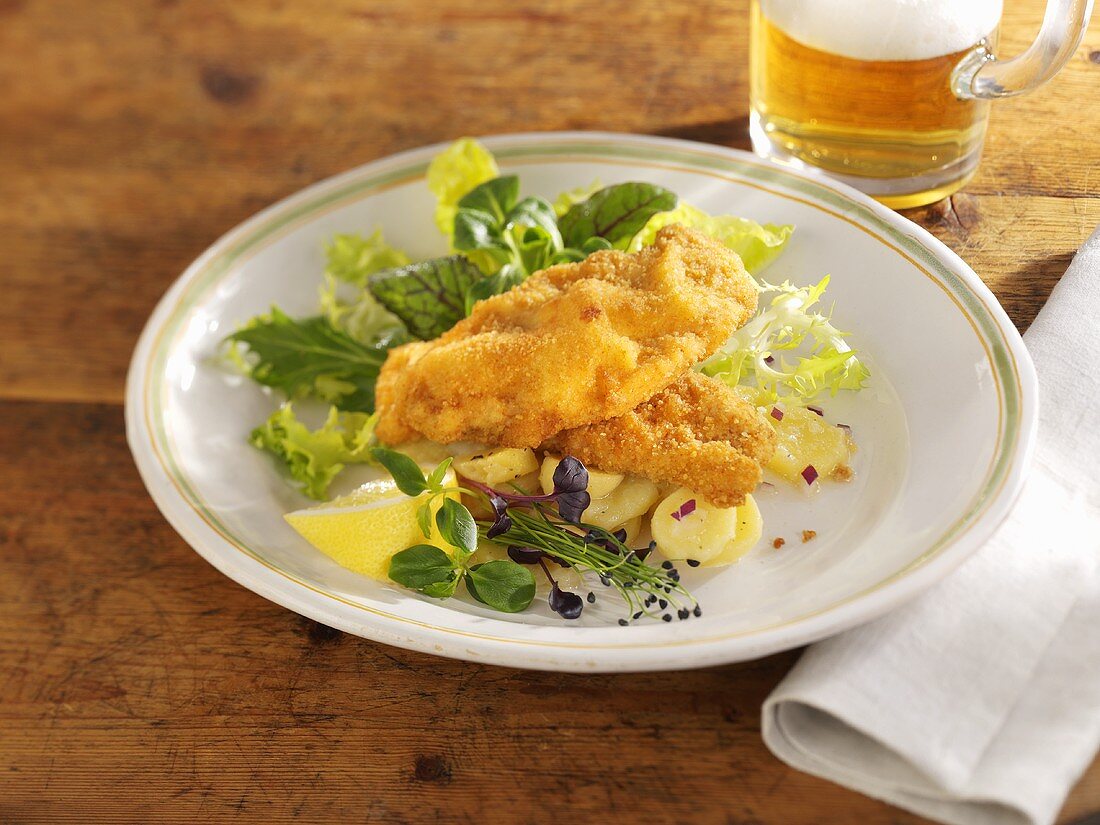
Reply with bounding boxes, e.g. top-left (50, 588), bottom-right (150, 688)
top-left (463, 265), bottom-right (526, 313)
top-left (426, 457), bottom-right (454, 491)
top-left (457, 175), bottom-right (520, 223)
top-left (371, 447), bottom-right (428, 496)
top-left (422, 577), bottom-right (460, 599)
top-left (558, 182), bottom-right (677, 249)
top-left (466, 561), bottom-right (536, 613)
top-left (435, 498), bottom-right (478, 556)
top-left (513, 226), bottom-right (558, 277)
top-left (227, 308), bottom-right (391, 412)
top-left (507, 197), bottom-right (562, 245)
top-left (416, 501), bottom-right (433, 539)
top-left (453, 208), bottom-right (508, 253)
top-left (388, 544), bottom-right (458, 590)
top-left (582, 236), bottom-right (614, 254)
top-left (368, 256), bottom-right (485, 340)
